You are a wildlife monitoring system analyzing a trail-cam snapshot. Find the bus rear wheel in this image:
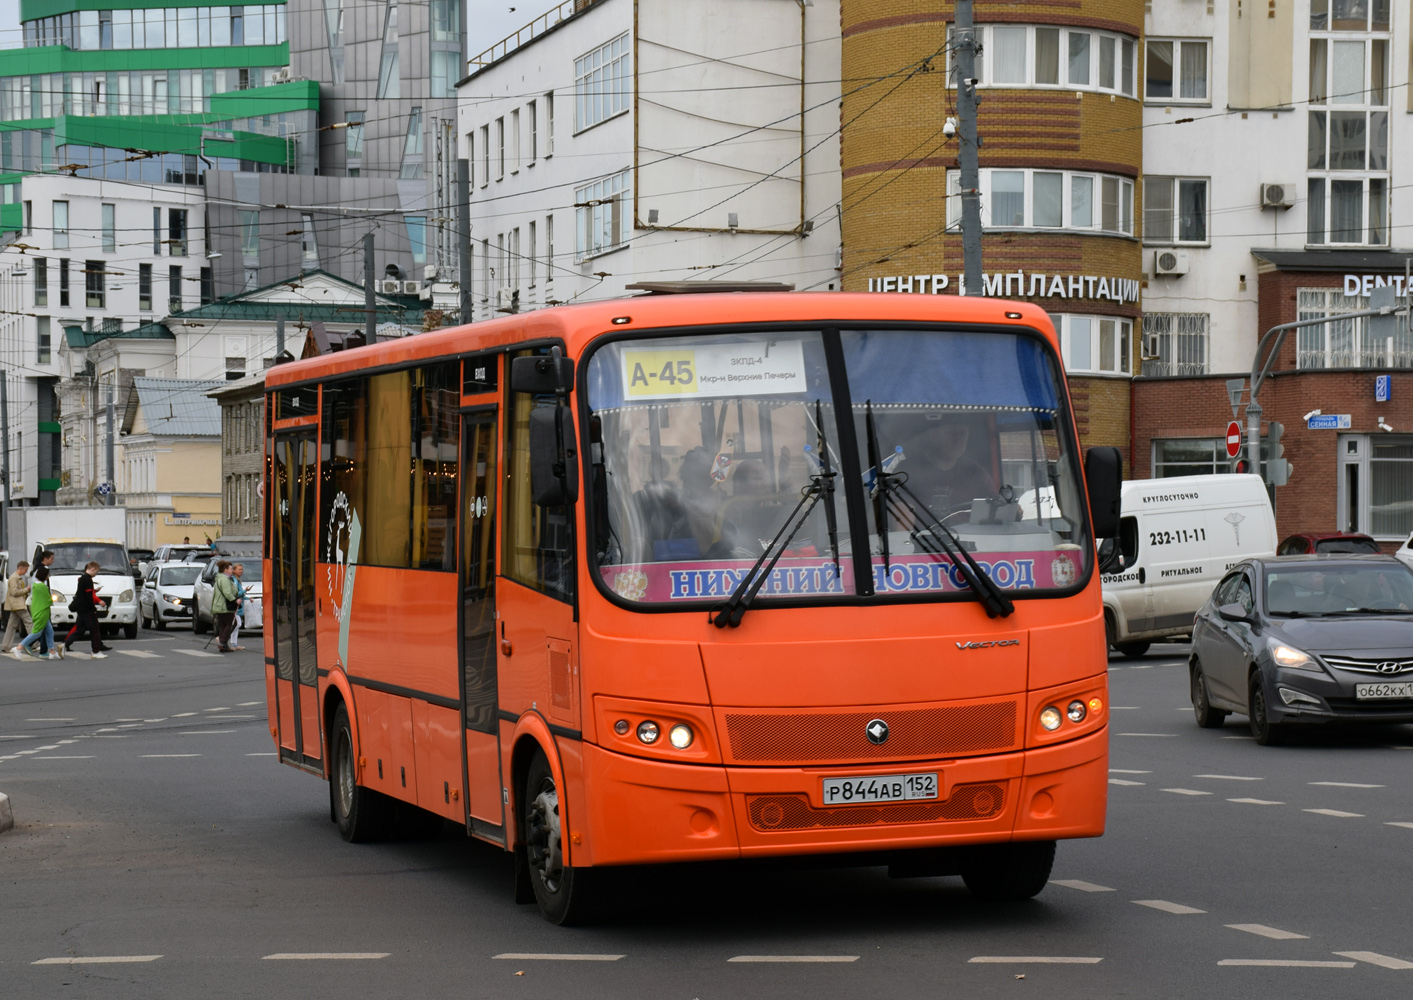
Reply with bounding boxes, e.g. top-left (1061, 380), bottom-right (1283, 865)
top-left (523, 749), bottom-right (594, 925)
top-left (960, 841), bottom-right (1056, 901)
top-left (330, 704), bottom-right (393, 842)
